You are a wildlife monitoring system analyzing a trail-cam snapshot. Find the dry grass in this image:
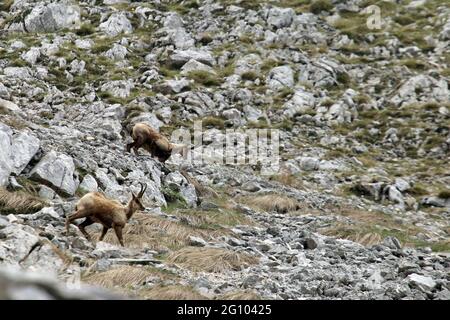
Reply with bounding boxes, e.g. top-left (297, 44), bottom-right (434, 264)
top-left (103, 213), bottom-right (221, 250)
top-left (170, 207), bottom-right (254, 229)
top-left (0, 188), bottom-right (46, 215)
top-left (318, 204), bottom-right (430, 247)
top-left (167, 247), bottom-right (259, 273)
top-left (141, 285), bottom-right (207, 300)
top-left (218, 290), bottom-right (262, 300)
top-left (84, 266), bottom-right (173, 289)
top-left (321, 224), bottom-right (383, 246)
top-left (268, 173), bottom-right (305, 190)
top-left (240, 194), bottom-right (300, 214)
